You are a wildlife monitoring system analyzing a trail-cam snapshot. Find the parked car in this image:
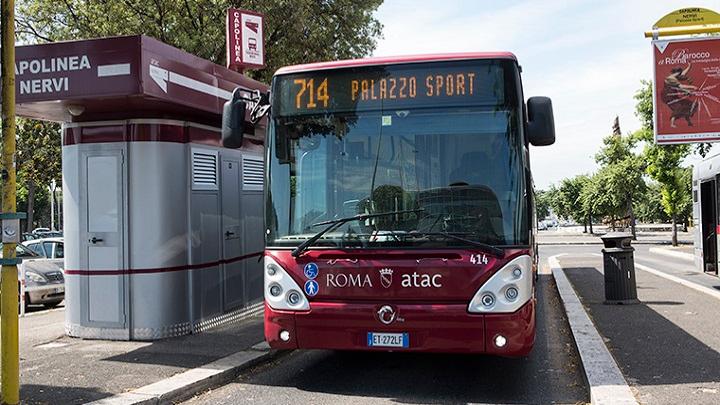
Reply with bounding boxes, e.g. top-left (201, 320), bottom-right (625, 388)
top-left (23, 230), bottom-right (62, 241)
top-left (23, 237), bottom-right (64, 269)
top-left (0, 242), bottom-right (65, 309)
